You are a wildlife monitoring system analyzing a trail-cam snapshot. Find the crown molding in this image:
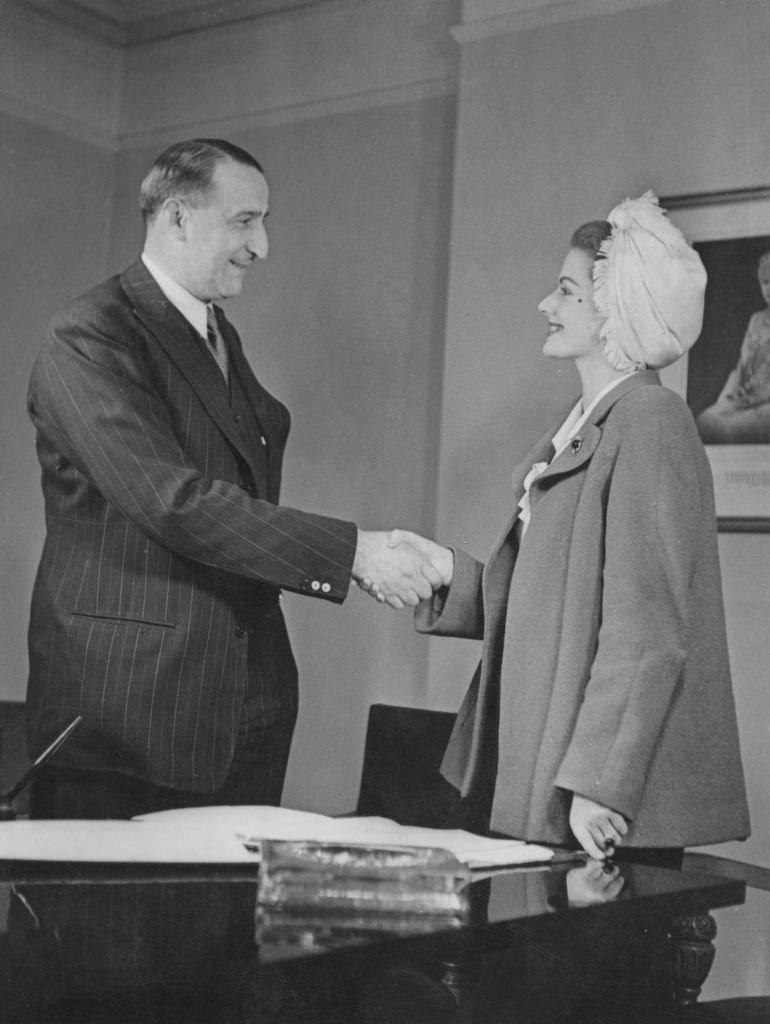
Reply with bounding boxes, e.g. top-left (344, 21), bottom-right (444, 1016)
top-left (118, 76), bottom-right (455, 150)
top-left (452, 0), bottom-right (677, 43)
top-left (3, 0), bottom-right (121, 63)
top-left (18, 0), bottom-right (338, 45)
top-left (1, 2), bottom-right (122, 140)
top-left (0, 67), bottom-right (454, 153)
top-left (4, 0), bottom-right (456, 147)
top-left (0, 90), bottom-right (117, 149)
